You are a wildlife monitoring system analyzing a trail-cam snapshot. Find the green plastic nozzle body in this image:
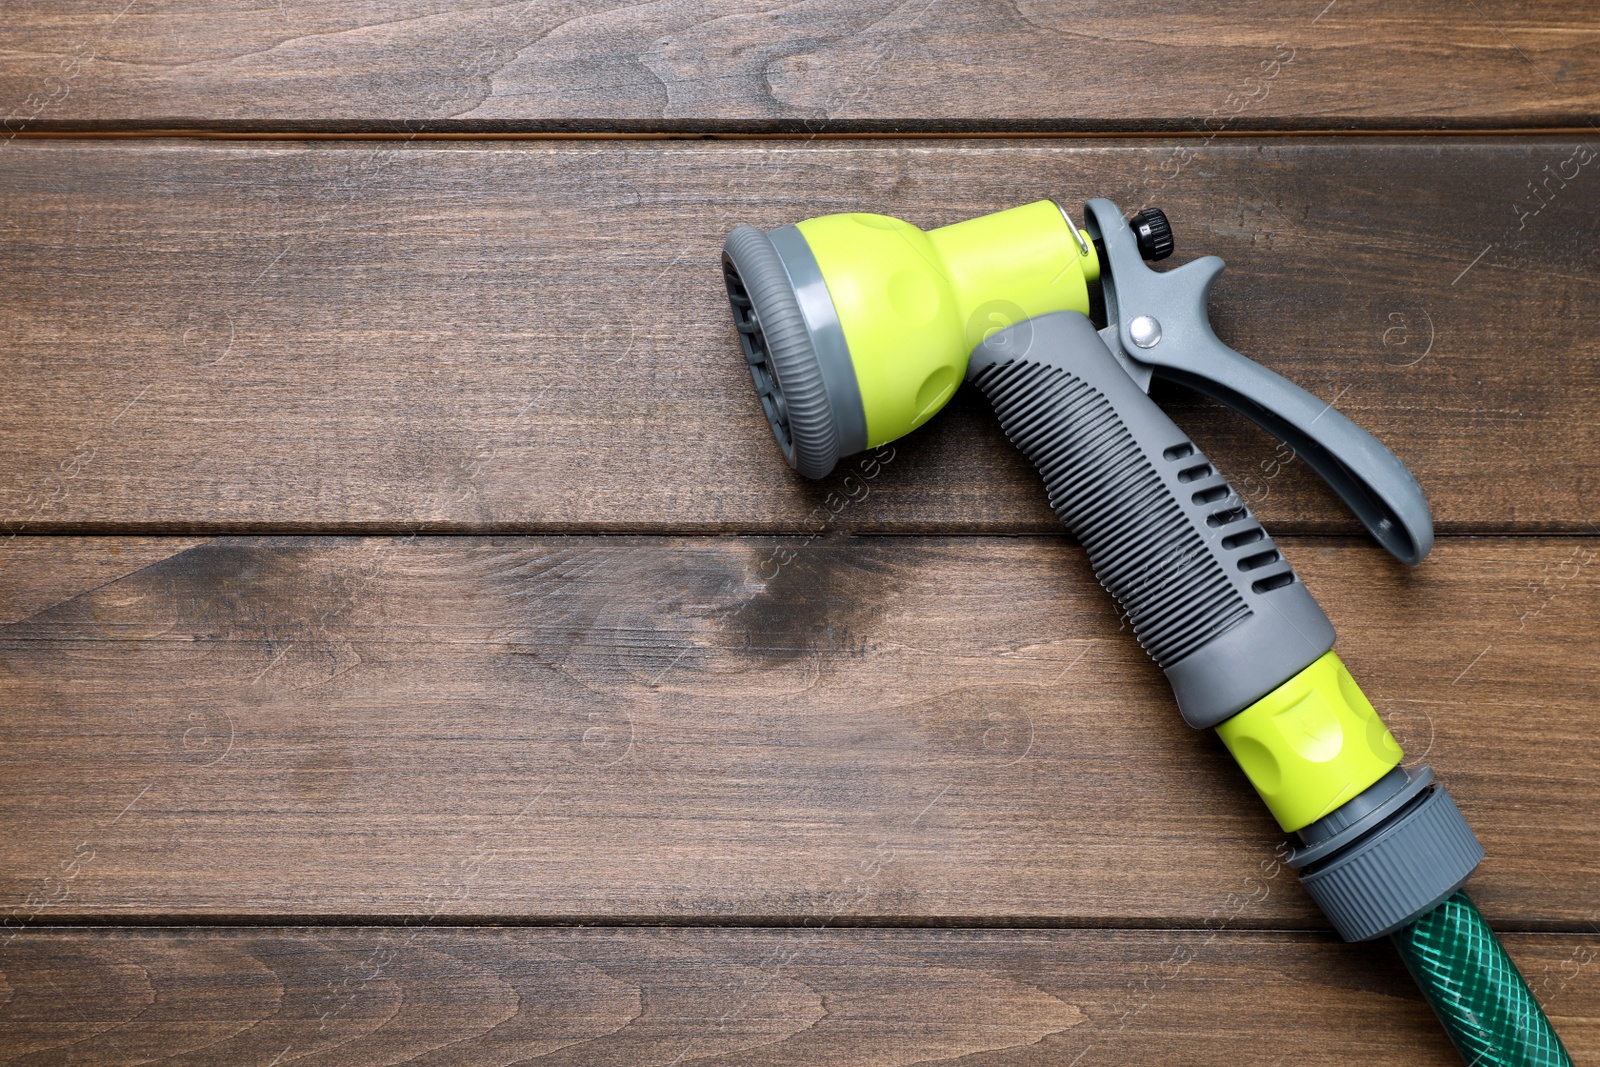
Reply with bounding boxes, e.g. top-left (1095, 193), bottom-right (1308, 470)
top-left (796, 200), bottom-right (1098, 446)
